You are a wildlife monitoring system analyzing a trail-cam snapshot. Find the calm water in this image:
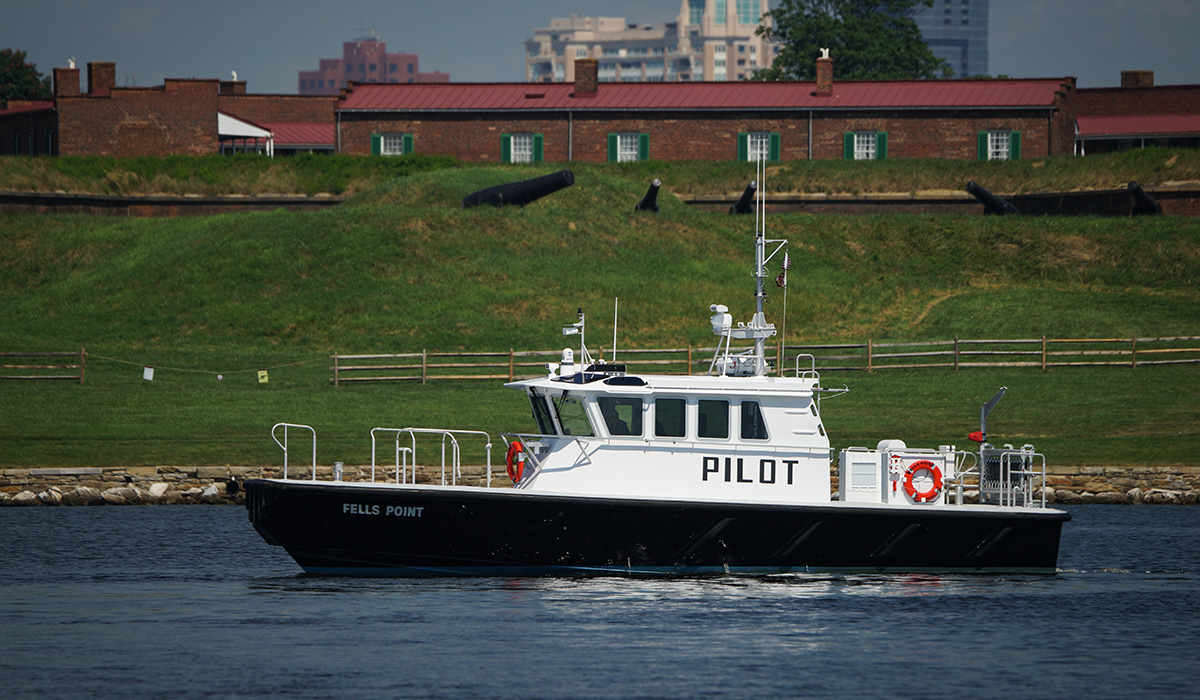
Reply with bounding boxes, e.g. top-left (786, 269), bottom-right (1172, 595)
top-left (1, 504), bottom-right (1197, 699)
